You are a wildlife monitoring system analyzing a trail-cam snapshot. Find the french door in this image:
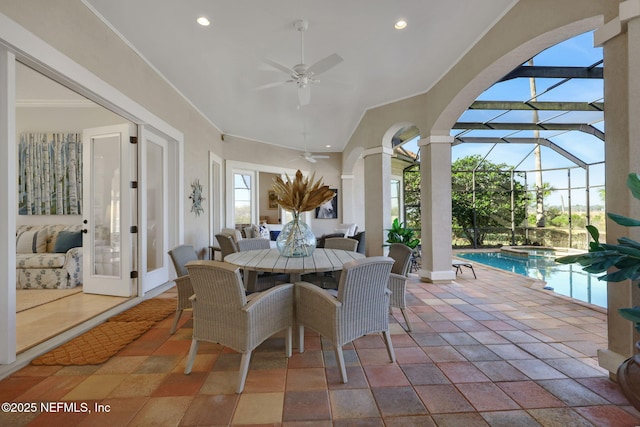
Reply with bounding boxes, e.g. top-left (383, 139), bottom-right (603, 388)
top-left (82, 124), bottom-right (137, 297)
